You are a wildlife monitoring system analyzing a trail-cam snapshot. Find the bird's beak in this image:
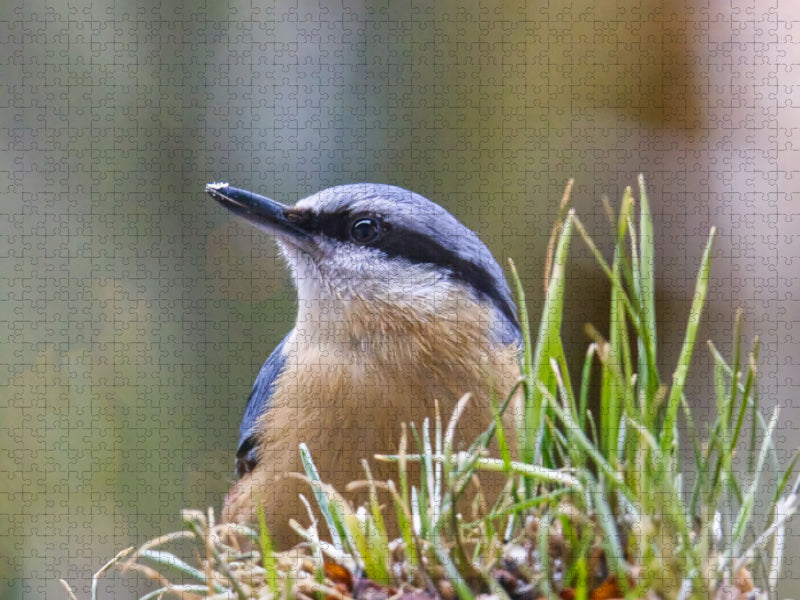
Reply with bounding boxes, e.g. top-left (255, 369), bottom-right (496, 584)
top-left (206, 183), bottom-right (315, 253)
